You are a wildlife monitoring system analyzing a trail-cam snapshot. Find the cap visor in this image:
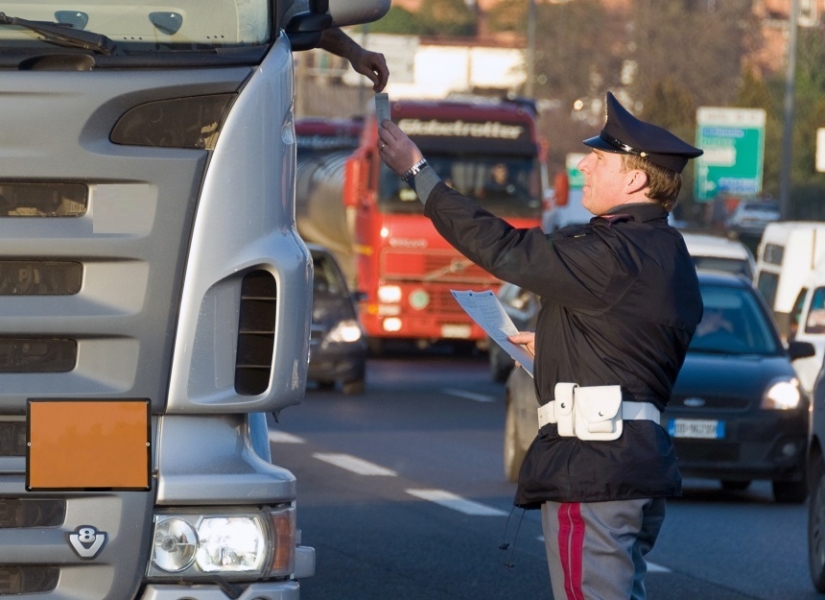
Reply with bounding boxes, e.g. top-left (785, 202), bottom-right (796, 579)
top-left (582, 135), bottom-right (620, 152)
